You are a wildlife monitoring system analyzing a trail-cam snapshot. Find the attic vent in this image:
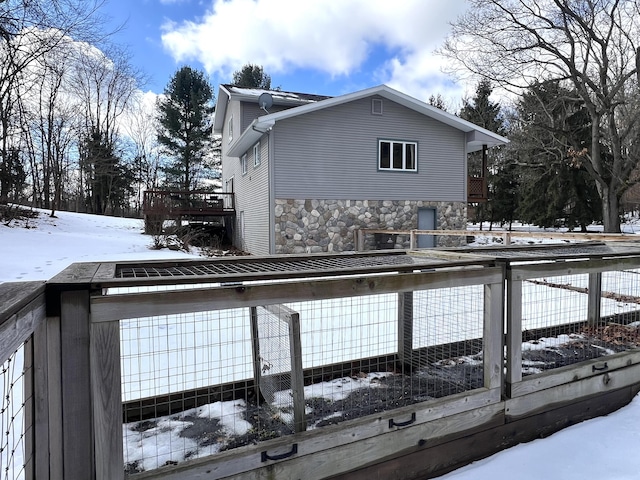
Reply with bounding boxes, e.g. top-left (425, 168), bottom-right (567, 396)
top-left (372, 98), bottom-right (383, 115)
